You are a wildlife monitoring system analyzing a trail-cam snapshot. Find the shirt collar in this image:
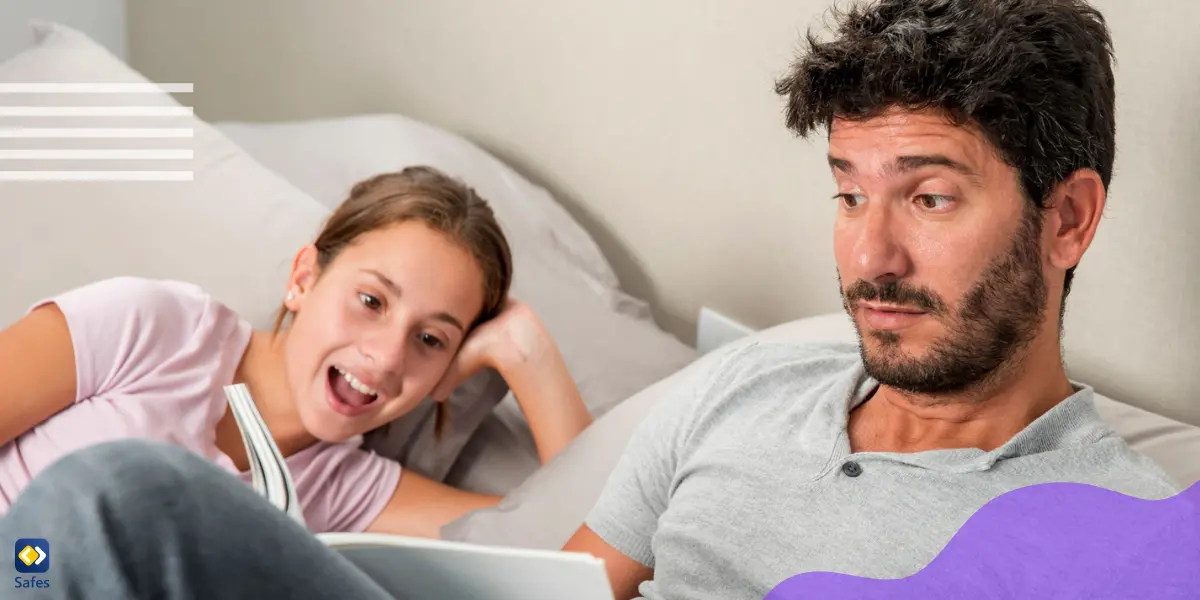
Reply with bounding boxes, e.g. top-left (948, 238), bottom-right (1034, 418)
top-left (838, 366), bottom-right (1114, 473)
